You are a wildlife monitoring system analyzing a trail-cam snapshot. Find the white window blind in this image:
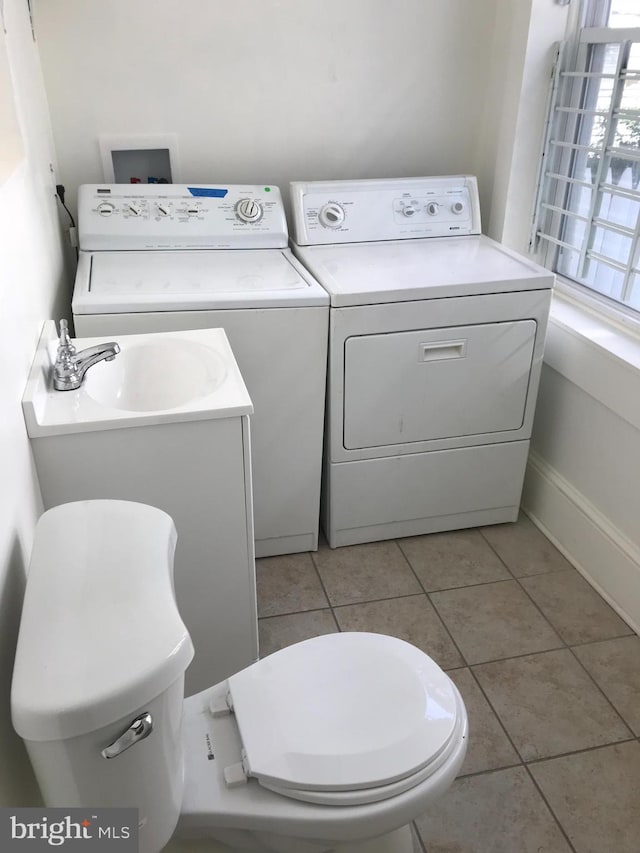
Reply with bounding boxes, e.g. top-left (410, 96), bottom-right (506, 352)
top-left (534, 21), bottom-right (640, 313)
